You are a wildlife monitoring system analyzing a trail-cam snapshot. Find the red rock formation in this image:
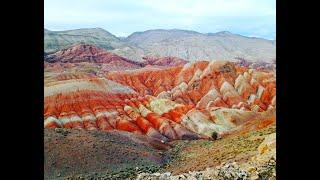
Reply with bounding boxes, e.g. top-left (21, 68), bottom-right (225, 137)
top-left (45, 44), bottom-right (144, 68)
top-left (107, 66), bottom-right (182, 96)
top-left (105, 60), bottom-right (275, 112)
top-left (142, 56), bottom-right (188, 67)
top-left (44, 60), bottom-right (276, 141)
